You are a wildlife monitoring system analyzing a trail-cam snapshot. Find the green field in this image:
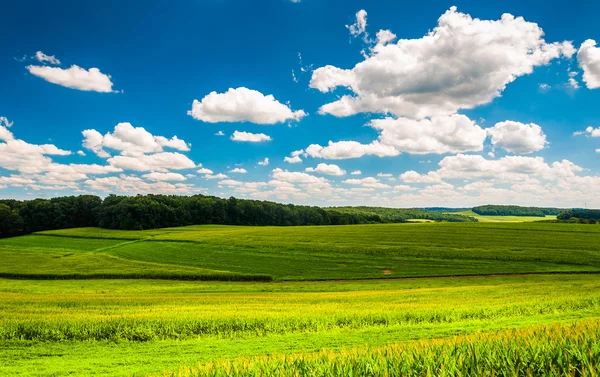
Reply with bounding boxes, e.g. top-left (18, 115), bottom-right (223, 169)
top-left (1, 222), bottom-right (599, 280)
top-left (1, 222), bottom-right (600, 376)
top-left (1, 274), bottom-right (599, 376)
top-left (456, 210), bottom-right (557, 222)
